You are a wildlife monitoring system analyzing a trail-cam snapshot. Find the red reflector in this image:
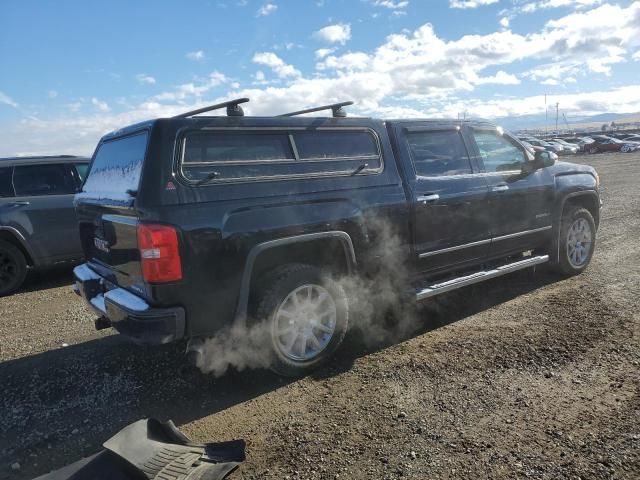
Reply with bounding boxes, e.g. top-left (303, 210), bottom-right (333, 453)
top-left (137, 224), bottom-right (182, 283)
